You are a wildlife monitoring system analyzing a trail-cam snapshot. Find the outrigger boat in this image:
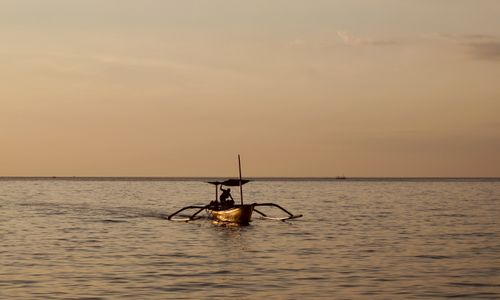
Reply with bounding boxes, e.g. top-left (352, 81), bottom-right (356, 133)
top-left (167, 156), bottom-right (302, 225)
